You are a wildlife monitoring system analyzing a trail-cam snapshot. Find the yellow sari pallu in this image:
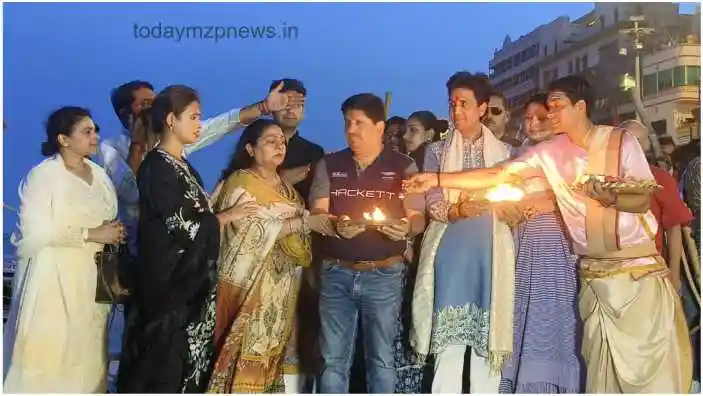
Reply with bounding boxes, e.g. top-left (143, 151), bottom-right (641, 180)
top-left (580, 126), bottom-right (692, 393)
top-left (207, 170), bottom-right (311, 393)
